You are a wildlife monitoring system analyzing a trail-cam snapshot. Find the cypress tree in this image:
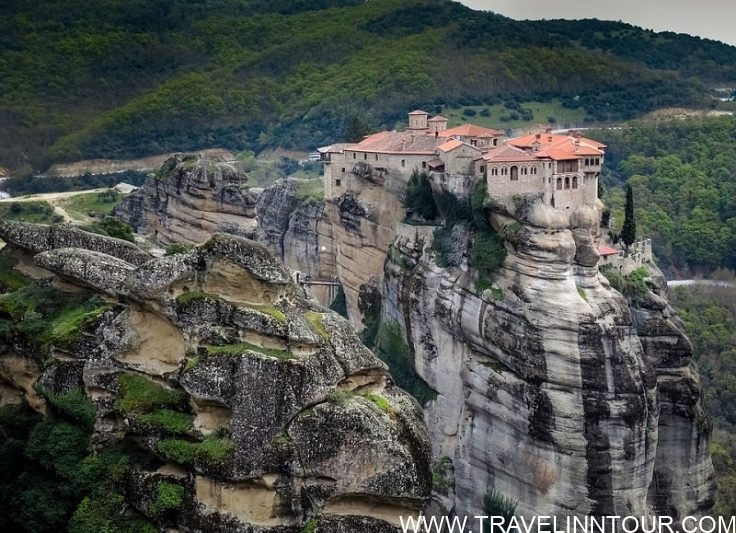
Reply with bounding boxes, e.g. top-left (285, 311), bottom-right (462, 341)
top-left (621, 184), bottom-right (636, 254)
